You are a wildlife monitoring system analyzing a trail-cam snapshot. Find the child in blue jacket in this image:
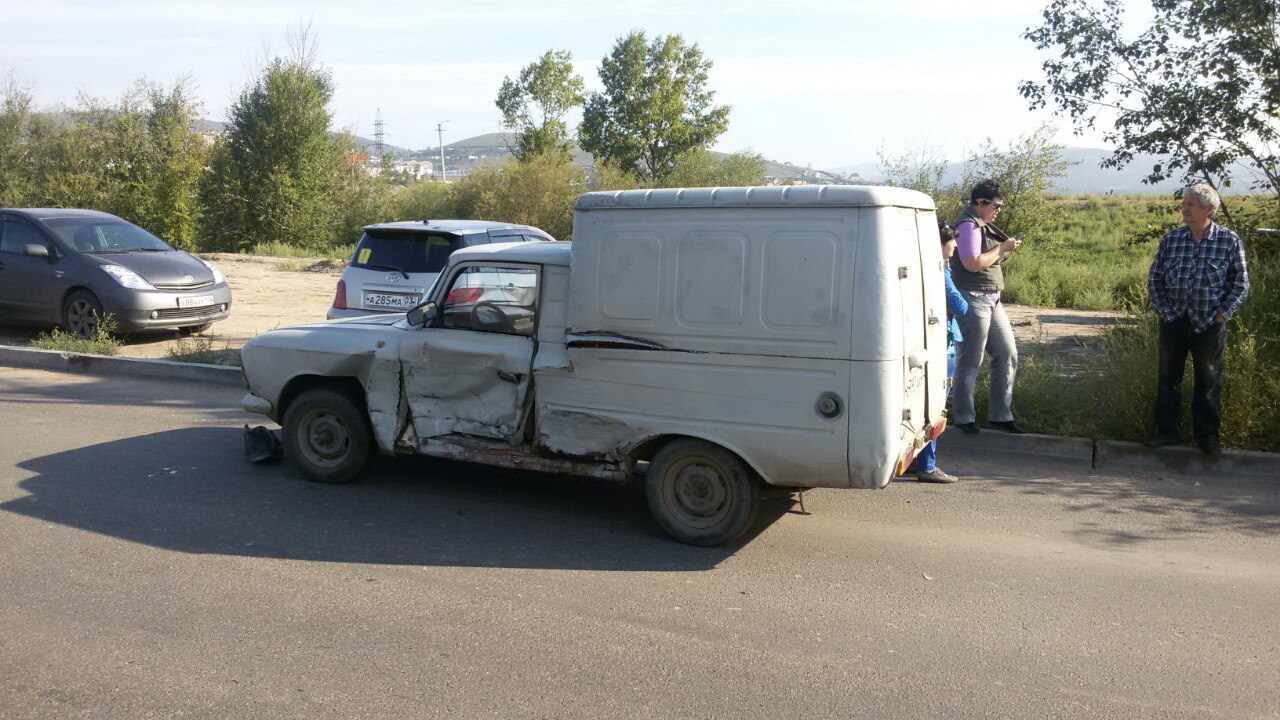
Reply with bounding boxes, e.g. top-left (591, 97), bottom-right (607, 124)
top-left (911, 221), bottom-right (968, 483)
